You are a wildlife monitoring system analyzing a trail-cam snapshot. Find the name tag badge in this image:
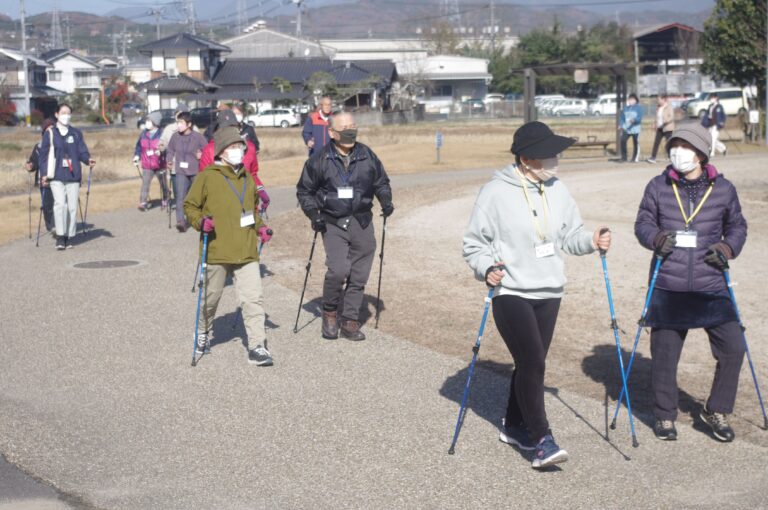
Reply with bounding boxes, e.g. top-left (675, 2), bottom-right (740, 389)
top-left (240, 211), bottom-right (255, 228)
top-left (63, 159), bottom-right (72, 169)
top-left (179, 161), bottom-right (189, 169)
top-left (676, 230), bottom-right (697, 248)
top-left (535, 242), bottom-right (556, 258)
top-left (66, 136), bottom-right (74, 144)
top-left (338, 187), bottom-right (354, 199)
top-left (146, 150), bottom-right (155, 156)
